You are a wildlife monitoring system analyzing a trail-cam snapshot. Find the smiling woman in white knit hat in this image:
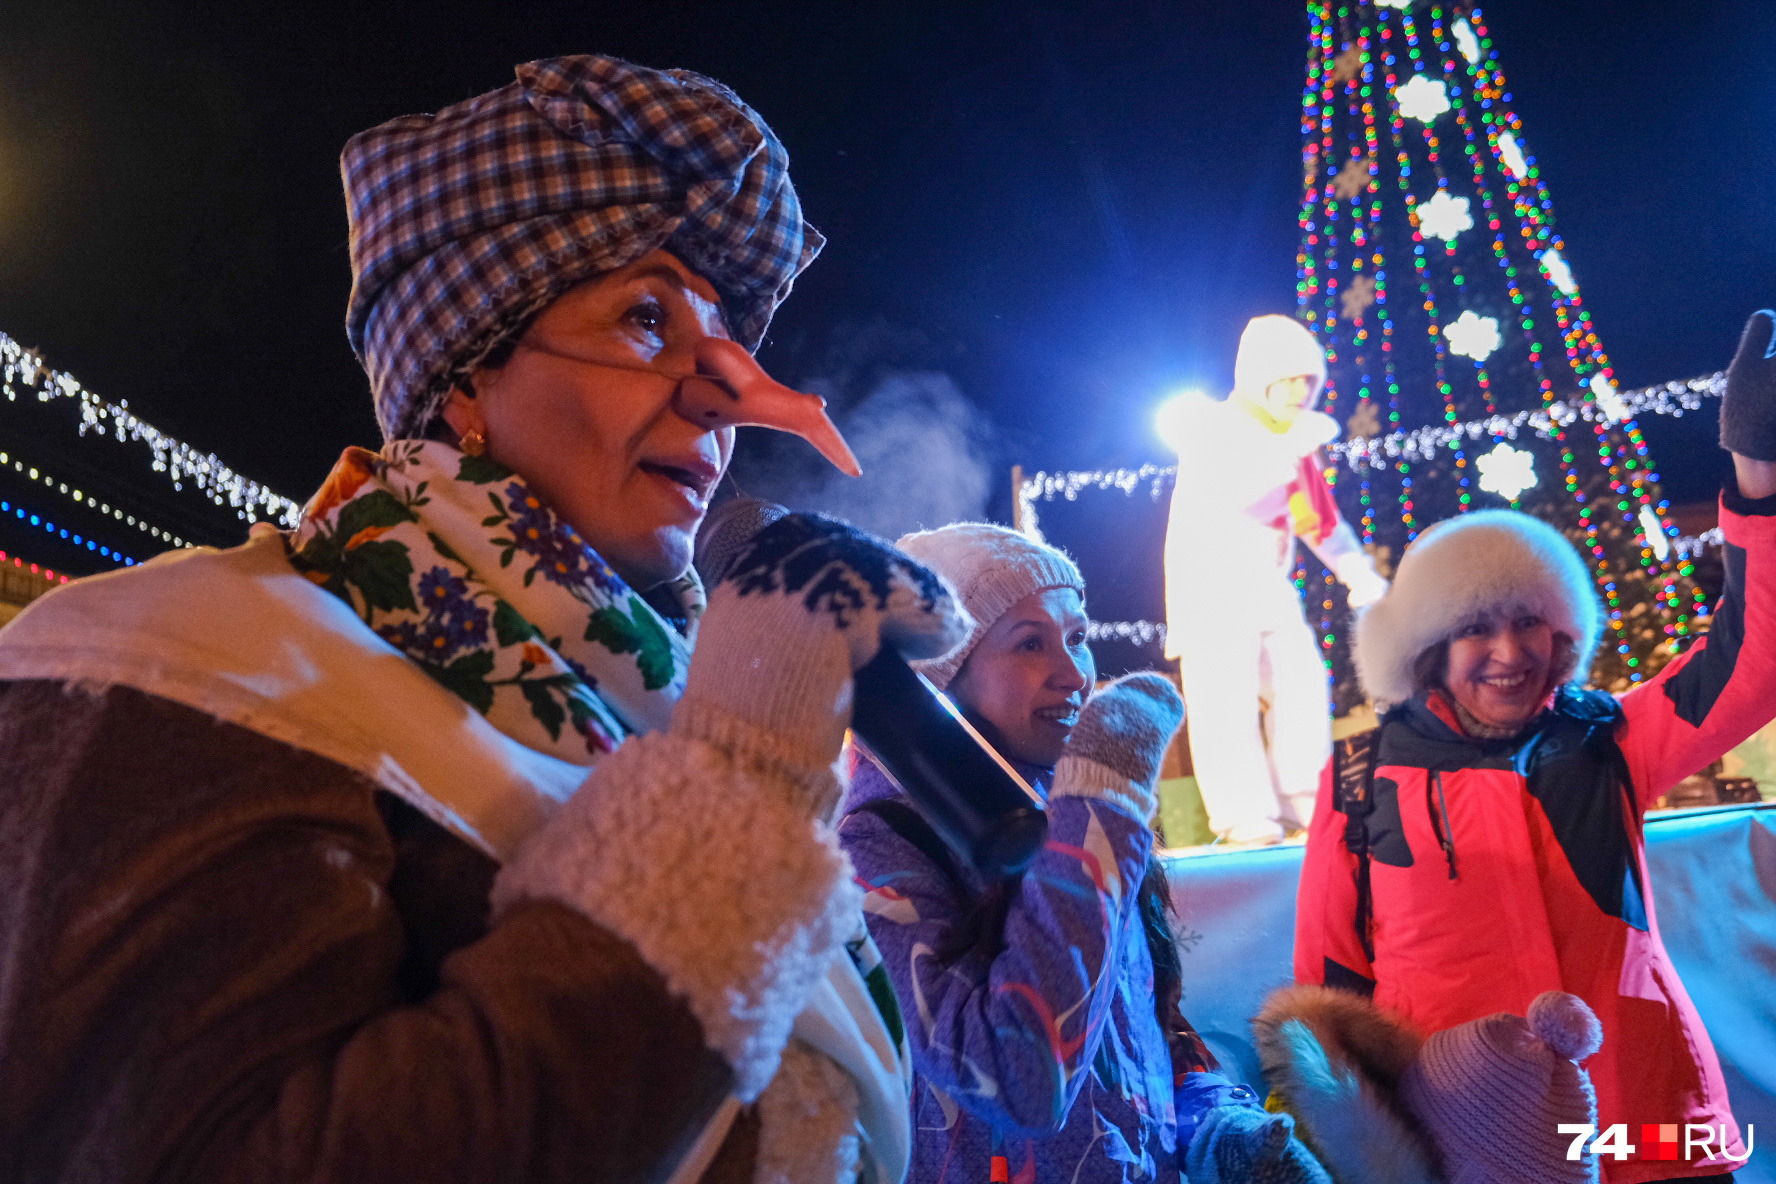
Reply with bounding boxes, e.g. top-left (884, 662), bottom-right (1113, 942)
top-left (836, 522), bottom-right (1259, 1184)
top-left (1295, 312), bottom-right (1776, 1183)
top-left (0, 53), bottom-right (965, 1183)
